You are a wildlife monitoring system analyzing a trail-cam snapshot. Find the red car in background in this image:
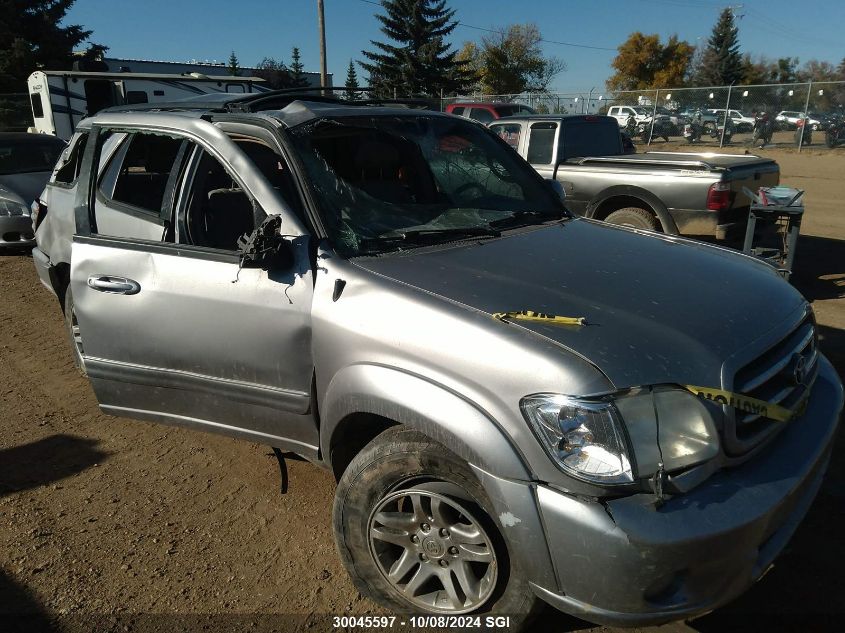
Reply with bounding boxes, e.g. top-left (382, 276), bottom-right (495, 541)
top-left (445, 101), bottom-right (536, 124)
